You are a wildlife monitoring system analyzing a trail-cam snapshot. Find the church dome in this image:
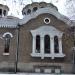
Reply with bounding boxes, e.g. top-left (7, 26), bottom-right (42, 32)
top-left (22, 2), bottom-right (58, 17)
